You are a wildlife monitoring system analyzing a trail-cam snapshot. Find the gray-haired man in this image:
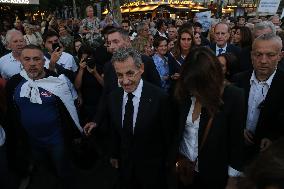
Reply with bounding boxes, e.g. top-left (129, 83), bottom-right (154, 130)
top-left (104, 47), bottom-right (173, 189)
